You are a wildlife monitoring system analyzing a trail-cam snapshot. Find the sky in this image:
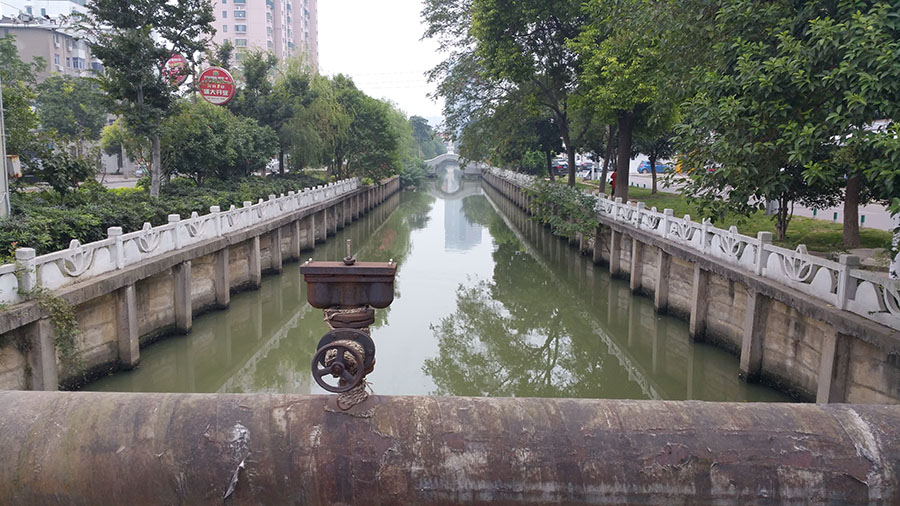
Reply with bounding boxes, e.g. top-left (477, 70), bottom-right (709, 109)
top-left (318, 0), bottom-right (445, 128)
